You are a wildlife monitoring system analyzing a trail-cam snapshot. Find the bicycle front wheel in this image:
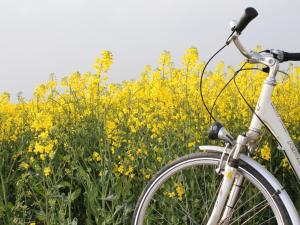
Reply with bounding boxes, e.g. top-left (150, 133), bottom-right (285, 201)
top-left (132, 152), bottom-right (292, 225)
